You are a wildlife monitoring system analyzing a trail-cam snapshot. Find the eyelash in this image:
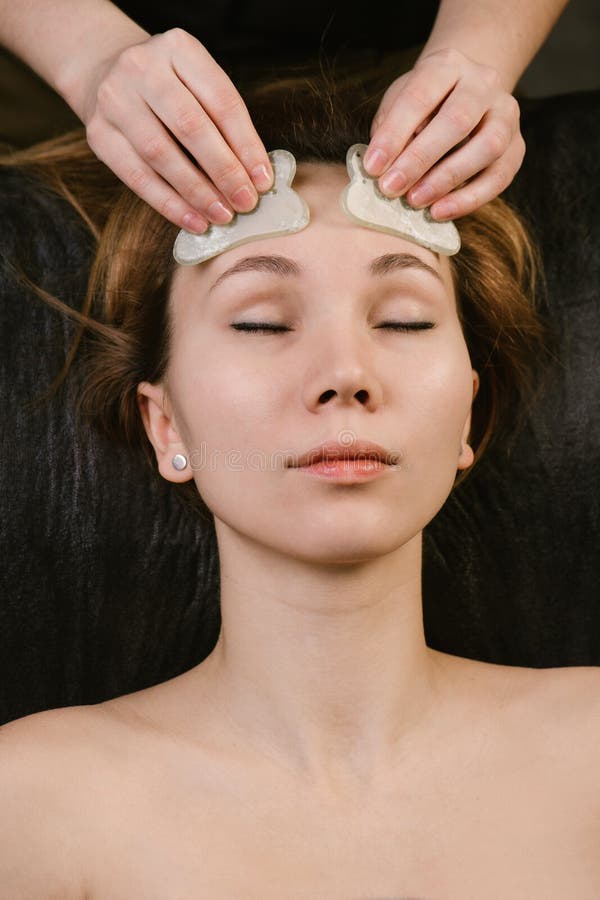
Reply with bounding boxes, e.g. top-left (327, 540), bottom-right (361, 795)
top-left (230, 321), bottom-right (436, 334)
